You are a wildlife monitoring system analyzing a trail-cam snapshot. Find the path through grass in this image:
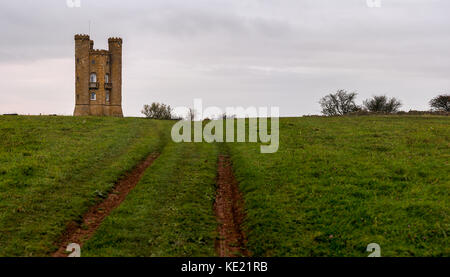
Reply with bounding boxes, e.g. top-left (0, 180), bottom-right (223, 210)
top-left (0, 115), bottom-right (448, 257)
top-left (83, 141), bottom-right (219, 257)
top-left (0, 116), bottom-right (172, 256)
